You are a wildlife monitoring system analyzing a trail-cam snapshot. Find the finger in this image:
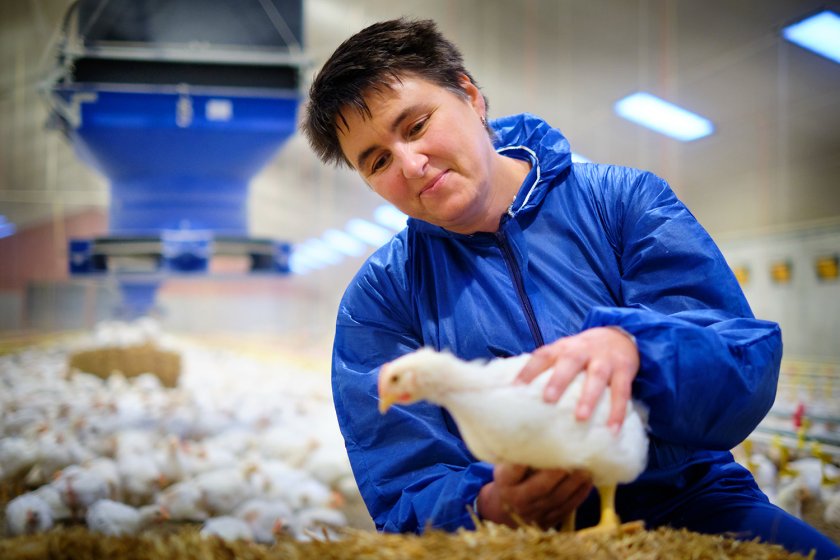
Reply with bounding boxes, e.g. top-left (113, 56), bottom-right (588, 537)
top-left (538, 473), bottom-right (594, 528)
top-left (542, 506), bottom-right (572, 531)
top-left (607, 369), bottom-right (634, 432)
top-left (514, 347), bottom-right (556, 385)
top-left (494, 463), bottom-right (530, 487)
top-left (501, 468), bottom-right (568, 514)
top-left (543, 355), bottom-right (585, 403)
top-left (544, 468), bottom-right (589, 499)
top-left (564, 474), bottom-right (595, 510)
top-left (568, 468), bottom-right (594, 490)
top-left (520, 468), bottom-right (570, 500)
top-left (576, 360), bottom-right (610, 421)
